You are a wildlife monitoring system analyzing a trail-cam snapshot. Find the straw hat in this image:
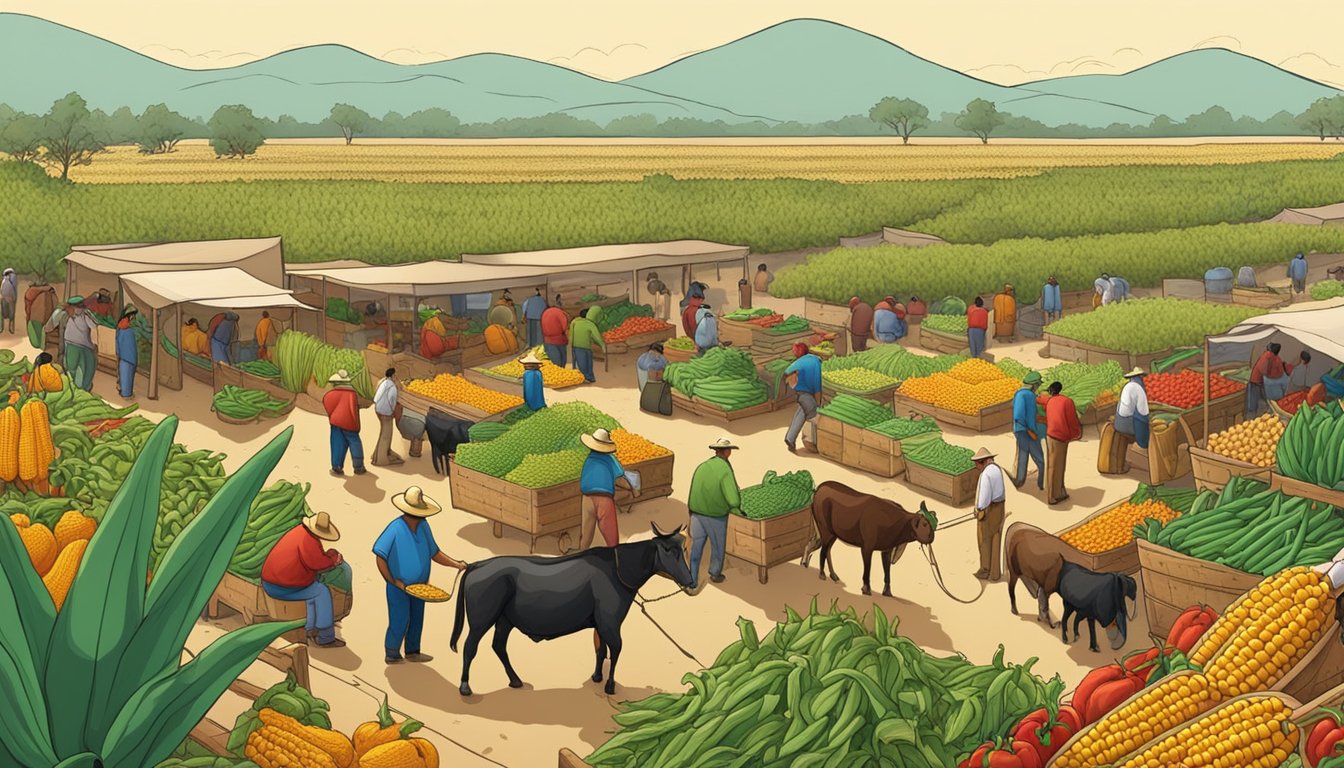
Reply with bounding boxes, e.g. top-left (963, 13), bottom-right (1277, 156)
top-left (1123, 367), bottom-right (1147, 378)
top-left (302, 511), bottom-right (341, 542)
top-left (327, 369), bottom-right (351, 384)
top-left (519, 351), bottom-right (543, 365)
top-left (392, 485), bottom-right (442, 518)
top-left (971, 447), bottom-right (996, 462)
top-left (582, 428), bottom-right (618, 453)
top-left (708, 437), bottom-right (739, 451)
